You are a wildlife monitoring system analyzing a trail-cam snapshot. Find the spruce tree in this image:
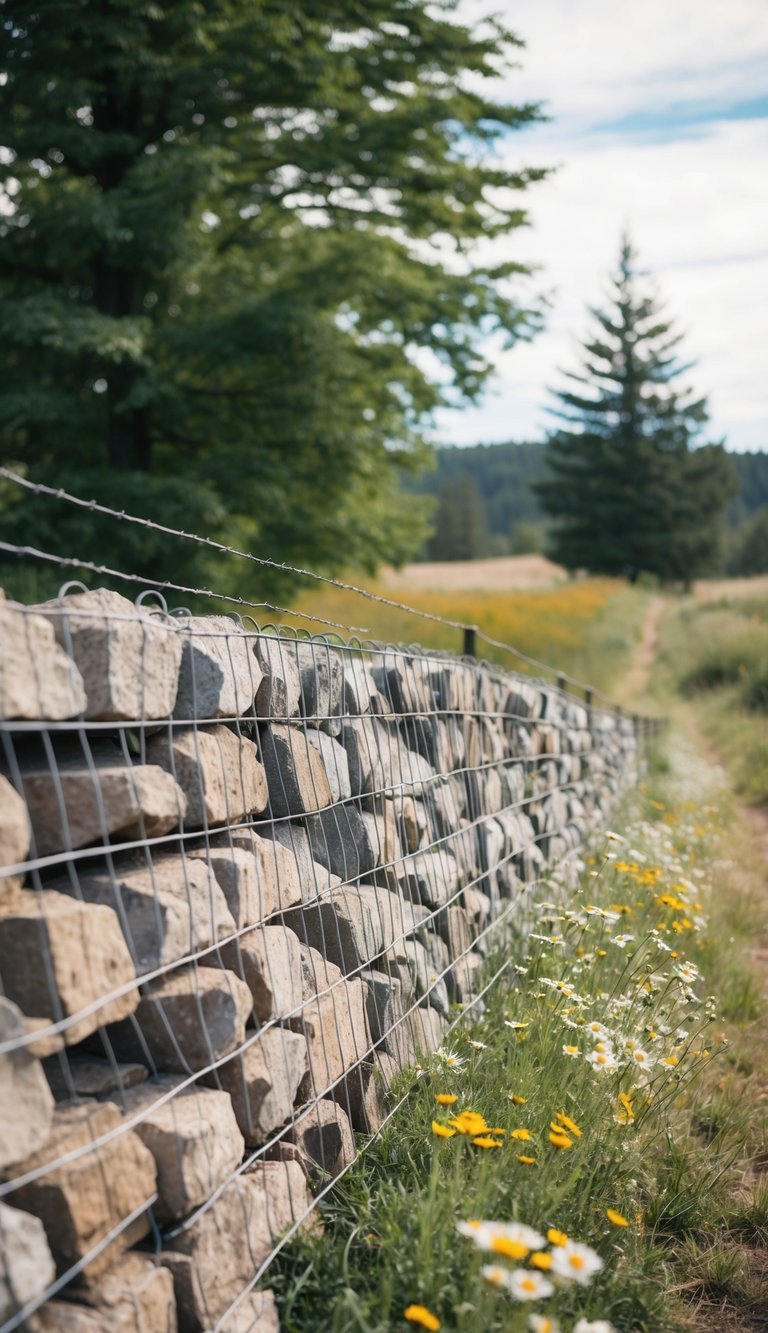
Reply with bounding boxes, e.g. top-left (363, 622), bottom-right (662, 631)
top-left (536, 237), bottom-right (735, 582)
